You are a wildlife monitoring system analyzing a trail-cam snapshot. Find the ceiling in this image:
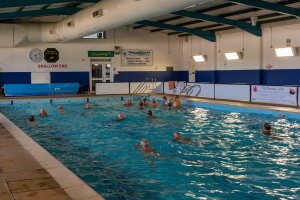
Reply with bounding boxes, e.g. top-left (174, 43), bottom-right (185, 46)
top-left (0, 0), bottom-right (99, 23)
top-left (0, 0), bottom-right (299, 41)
